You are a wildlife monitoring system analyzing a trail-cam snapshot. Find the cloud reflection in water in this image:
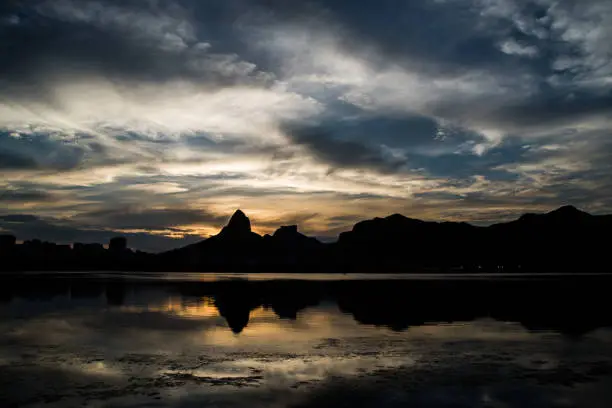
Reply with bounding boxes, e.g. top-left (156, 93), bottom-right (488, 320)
top-left (1, 275), bottom-right (612, 407)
